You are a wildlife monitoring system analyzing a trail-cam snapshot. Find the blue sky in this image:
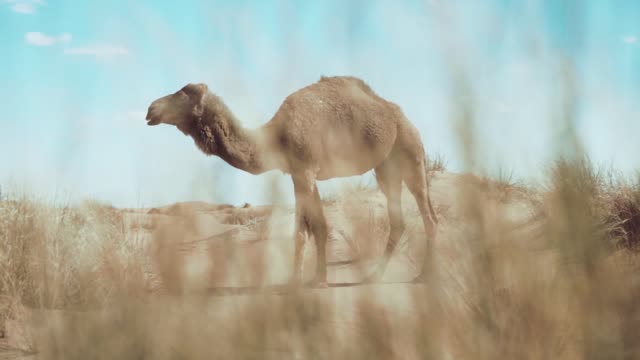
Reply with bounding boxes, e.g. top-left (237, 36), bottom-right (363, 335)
top-left (1, 0), bottom-right (640, 207)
